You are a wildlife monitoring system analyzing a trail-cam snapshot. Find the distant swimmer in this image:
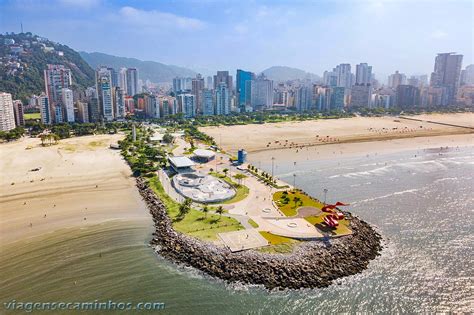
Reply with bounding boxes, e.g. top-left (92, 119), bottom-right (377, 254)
top-left (23, 202), bottom-right (26, 205)
top-left (29, 223), bottom-right (33, 228)
top-left (95, 185), bottom-right (98, 188)
top-left (84, 217), bottom-right (87, 220)
top-left (44, 214), bottom-right (47, 218)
